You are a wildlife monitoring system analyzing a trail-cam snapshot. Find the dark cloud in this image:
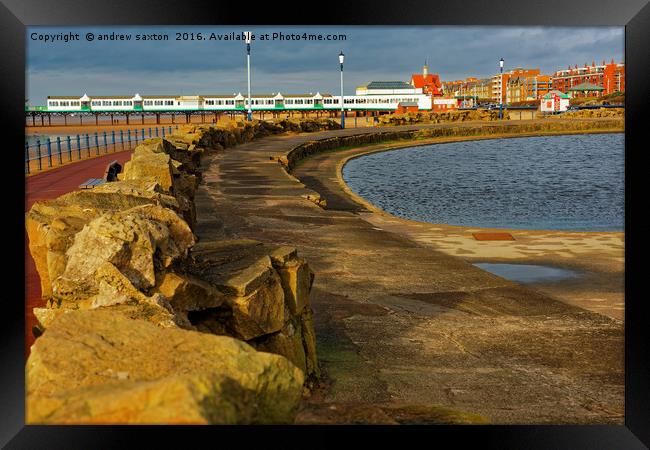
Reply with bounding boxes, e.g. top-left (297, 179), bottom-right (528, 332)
top-left (27, 25), bottom-right (623, 105)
